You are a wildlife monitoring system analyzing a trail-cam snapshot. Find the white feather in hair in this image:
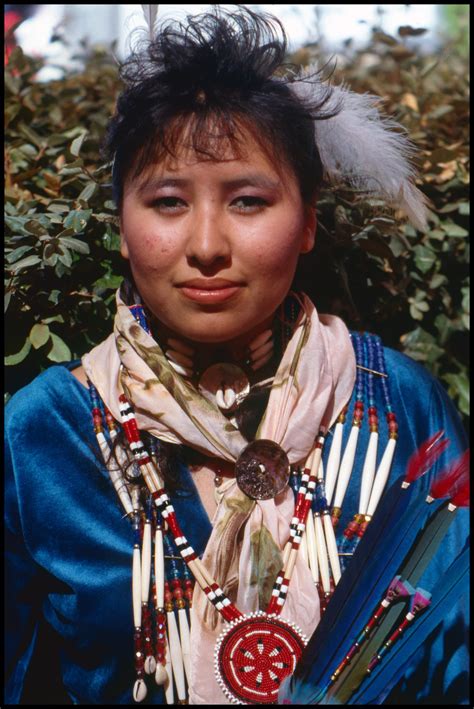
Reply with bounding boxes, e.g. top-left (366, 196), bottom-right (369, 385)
top-left (141, 4), bottom-right (160, 41)
top-left (291, 64), bottom-right (429, 231)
